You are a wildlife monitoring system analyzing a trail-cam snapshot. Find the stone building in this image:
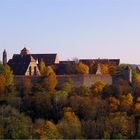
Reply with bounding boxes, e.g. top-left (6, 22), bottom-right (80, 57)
top-left (7, 48), bottom-right (59, 76)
